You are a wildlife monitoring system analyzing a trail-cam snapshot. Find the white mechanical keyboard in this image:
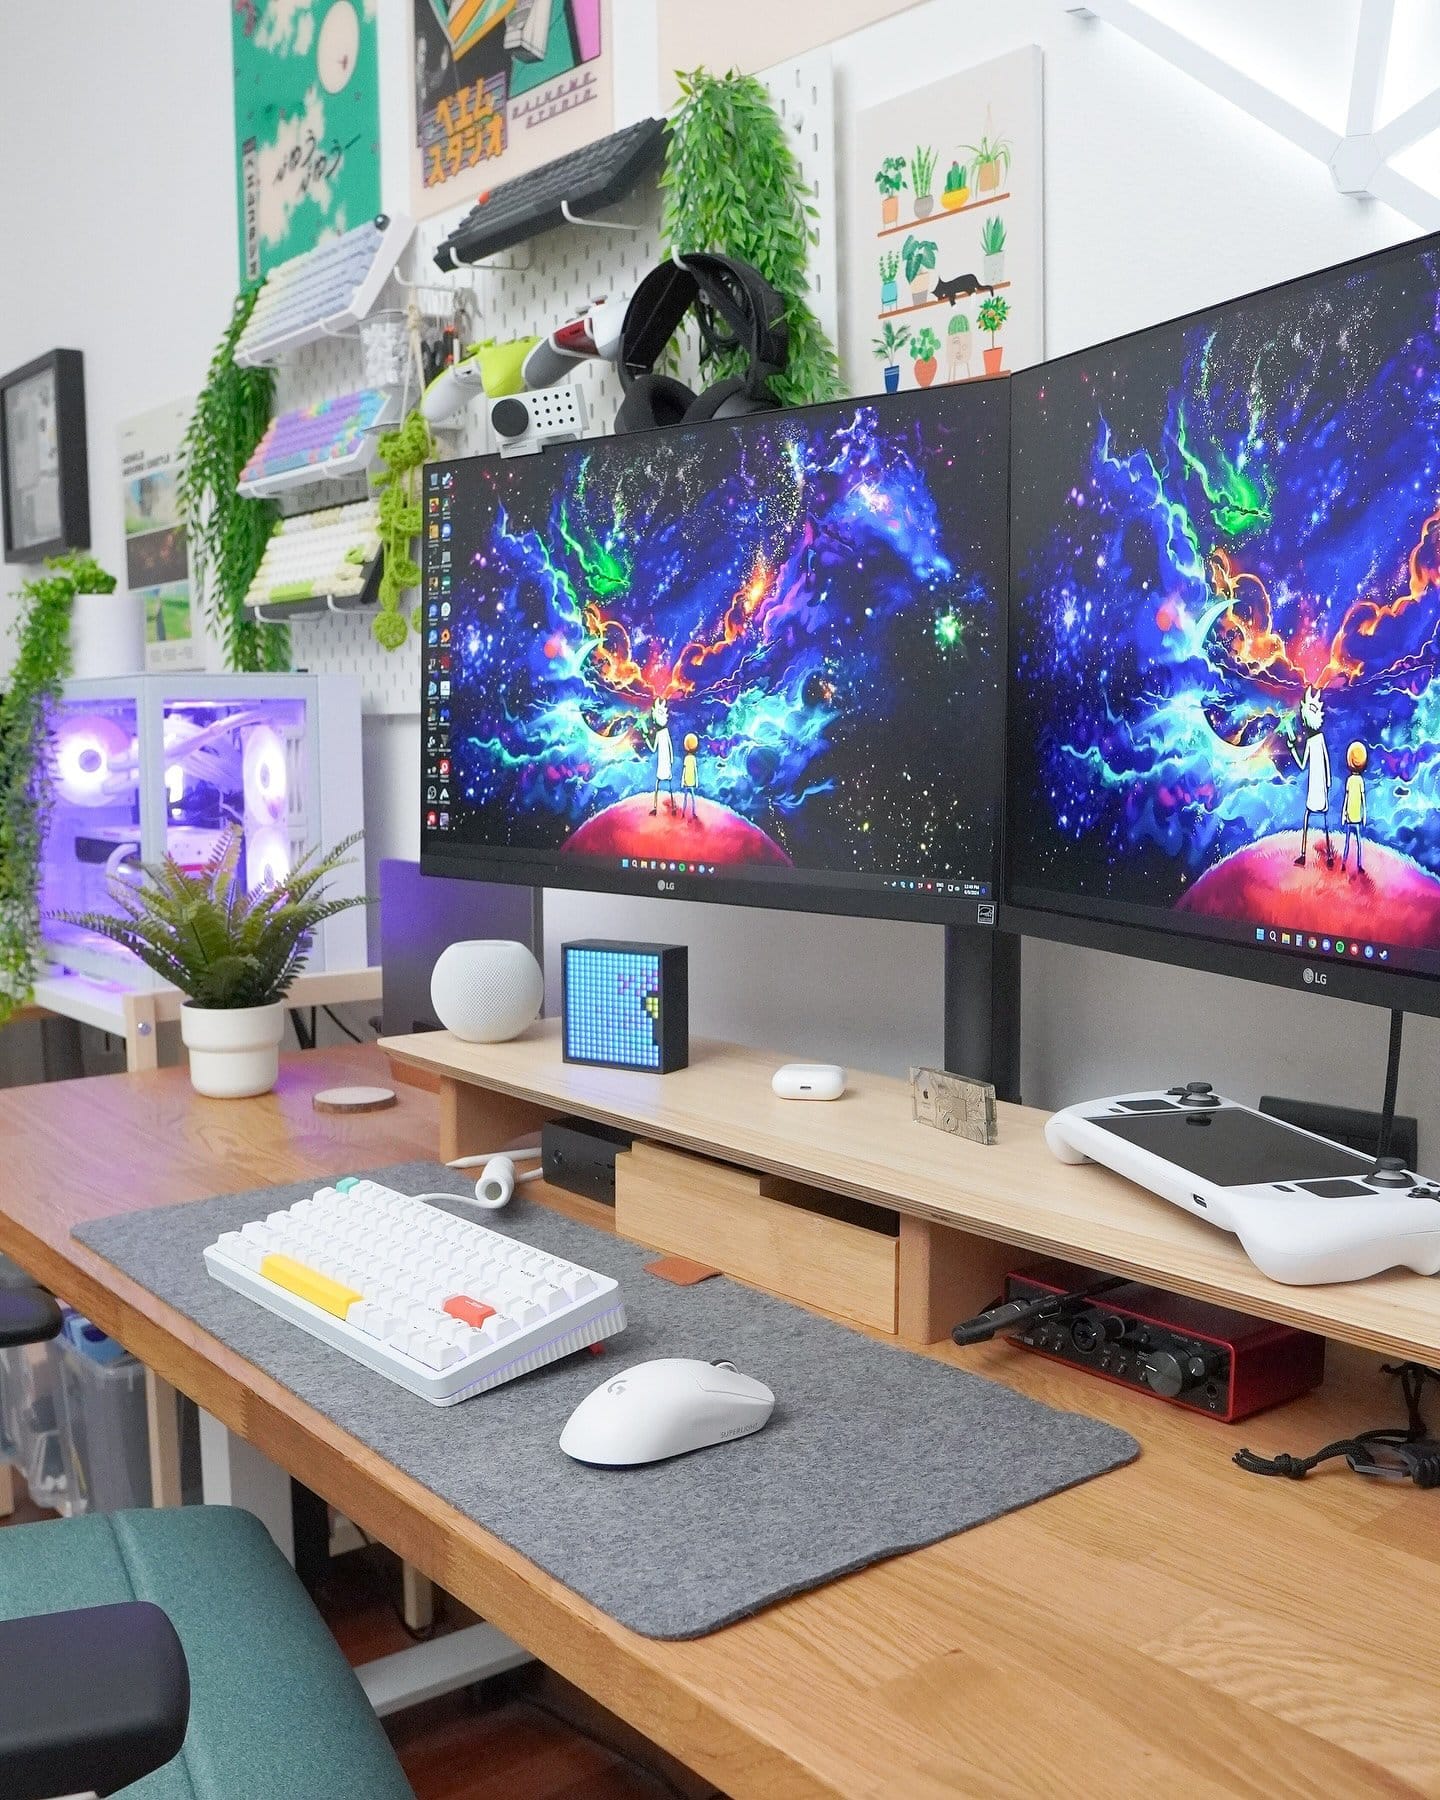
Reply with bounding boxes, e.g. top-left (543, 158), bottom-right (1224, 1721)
top-left (235, 213), bottom-right (413, 366)
top-left (203, 1178), bottom-right (626, 1404)
top-left (243, 501), bottom-right (381, 612)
